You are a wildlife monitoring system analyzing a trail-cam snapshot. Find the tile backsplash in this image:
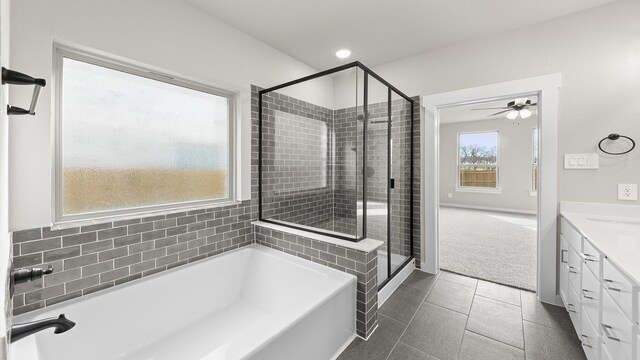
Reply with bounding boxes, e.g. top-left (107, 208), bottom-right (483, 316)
top-left (12, 201), bottom-right (253, 315)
